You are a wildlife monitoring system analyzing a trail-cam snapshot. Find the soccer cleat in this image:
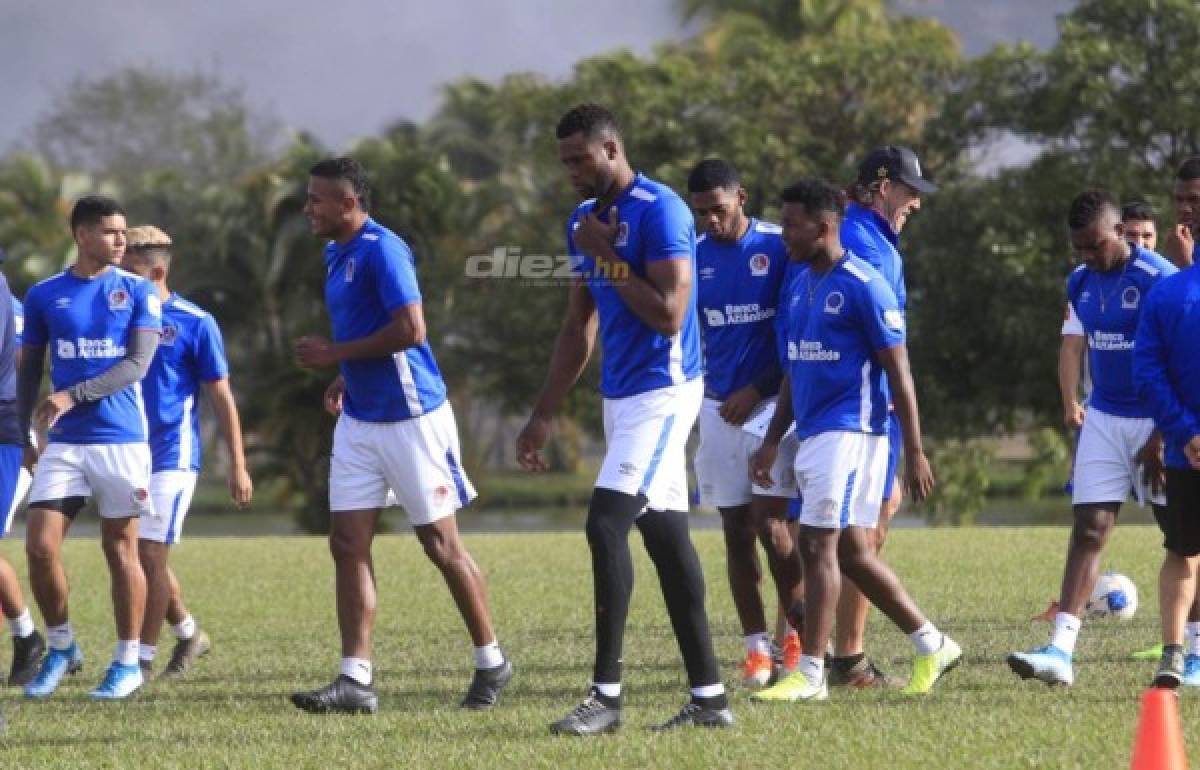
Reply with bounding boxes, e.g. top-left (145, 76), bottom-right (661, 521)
top-left (549, 690), bottom-right (622, 736)
top-left (903, 636), bottom-right (963, 695)
top-left (139, 659), bottom-right (155, 683)
top-left (750, 669), bottom-right (827, 702)
top-left (741, 650), bottom-right (773, 688)
top-left (1183, 654), bottom-right (1200, 687)
top-left (781, 631), bottom-right (802, 674)
top-left (1131, 643), bottom-right (1164, 662)
top-left (23, 643), bottom-right (83, 698)
top-left (88, 662), bottom-right (144, 700)
top-left (829, 656), bottom-right (899, 688)
top-left (461, 658), bottom-right (513, 710)
top-left (650, 700), bottom-right (734, 731)
top-left (1006, 644), bottom-right (1073, 687)
top-left (162, 630), bottom-right (211, 677)
top-left (1154, 647), bottom-right (1185, 689)
top-left (291, 675), bottom-right (379, 714)
top-left (8, 630), bottom-right (46, 687)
